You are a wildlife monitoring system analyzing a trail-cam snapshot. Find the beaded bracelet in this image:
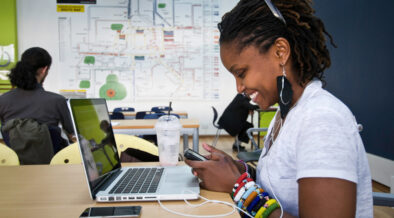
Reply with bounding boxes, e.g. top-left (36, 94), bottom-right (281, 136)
top-left (237, 185), bottom-right (257, 209)
top-left (237, 159), bottom-right (248, 173)
top-left (244, 180), bottom-right (256, 190)
top-left (255, 199), bottom-right (277, 218)
top-left (232, 172), bottom-right (250, 198)
top-left (243, 188), bottom-right (264, 211)
top-left (246, 191), bottom-right (263, 213)
top-left (263, 199), bottom-right (276, 209)
top-left (233, 186), bottom-right (246, 202)
top-left (250, 193), bottom-right (270, 216)
top-left (231, 172), bottom-right (280, 218)
top-left (262, 202), bottom-right (280, 218)
top-left (234, 177), bottom-right (253, 198)
top-left (235, 172), bottom-right (250, 185)
top-left (254, 197), bottom-right (275, 217)
top-left (254, 204), bottom-right (268, 218)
